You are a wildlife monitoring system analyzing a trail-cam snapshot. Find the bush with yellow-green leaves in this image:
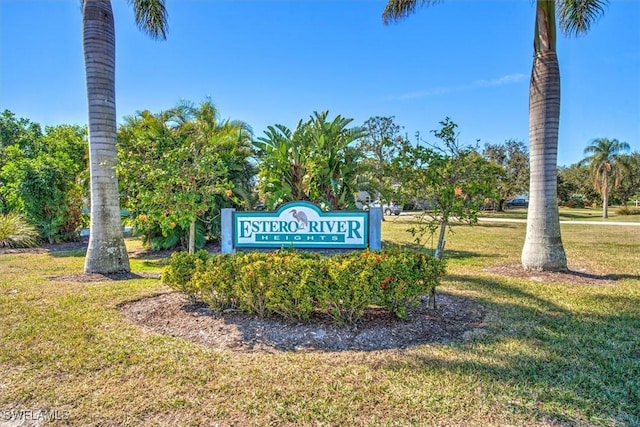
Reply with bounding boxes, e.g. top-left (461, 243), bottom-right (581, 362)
top-left (163, 247), bottom-right (445, 324)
